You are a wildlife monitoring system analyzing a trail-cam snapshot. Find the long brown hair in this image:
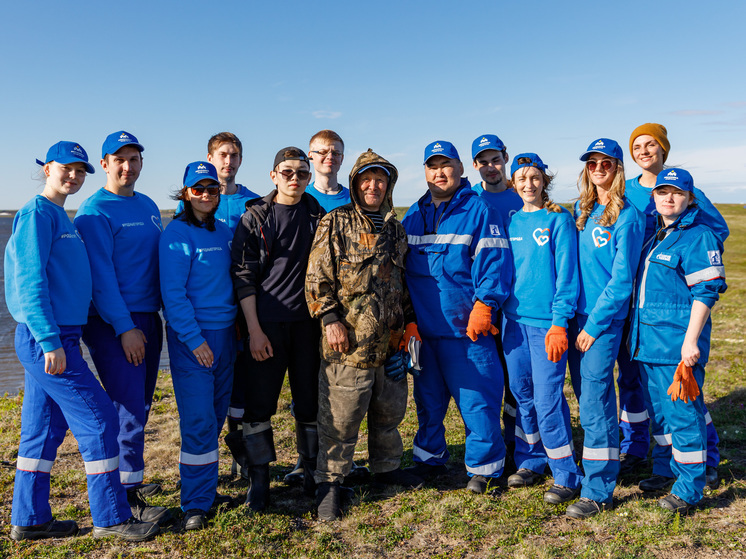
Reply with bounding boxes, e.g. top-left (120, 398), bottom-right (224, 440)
top-left (575, 160), bottom-right (626, 230)
top-left (172, 186), bottom-right (219, 231)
